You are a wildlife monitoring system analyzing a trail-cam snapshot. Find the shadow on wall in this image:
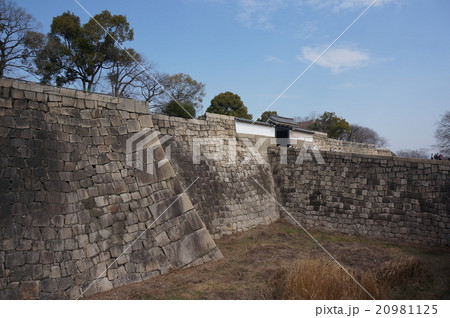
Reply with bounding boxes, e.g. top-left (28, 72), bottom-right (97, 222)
top-left (151, 113), bottom-right (280, 239)
top-left (0, 79), bottom-right (221, 300)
